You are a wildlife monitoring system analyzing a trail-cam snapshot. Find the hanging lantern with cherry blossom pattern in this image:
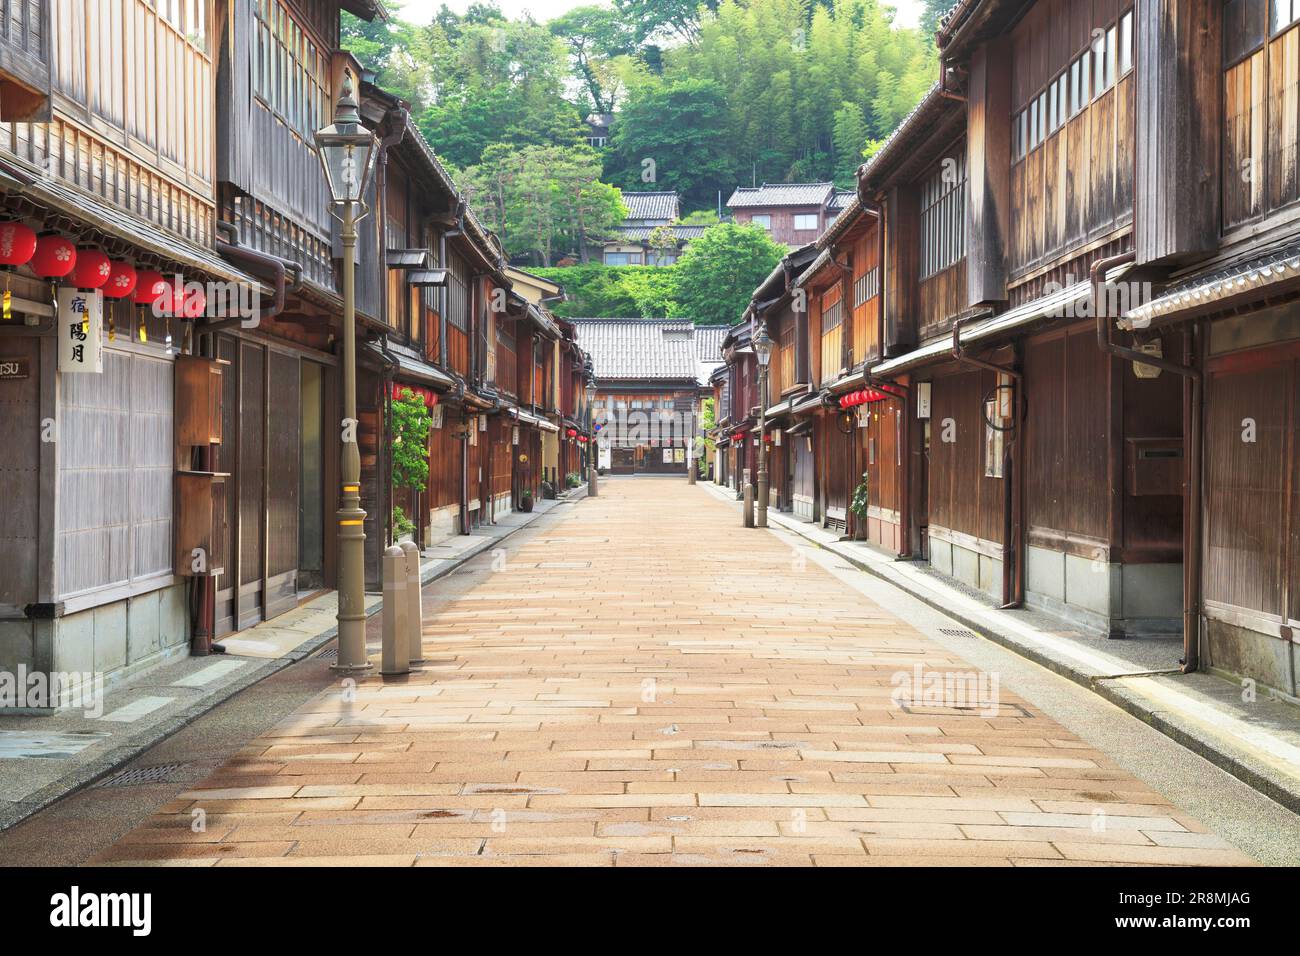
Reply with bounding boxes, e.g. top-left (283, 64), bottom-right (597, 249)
top-left (101, 261), bottom-right (137, 342)
top-left (71, 248), bottom-right (111, 290)
top-left (30, 234), bottom-right (77, 278)
top-left (0, 222), bottom-right (37, 321)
